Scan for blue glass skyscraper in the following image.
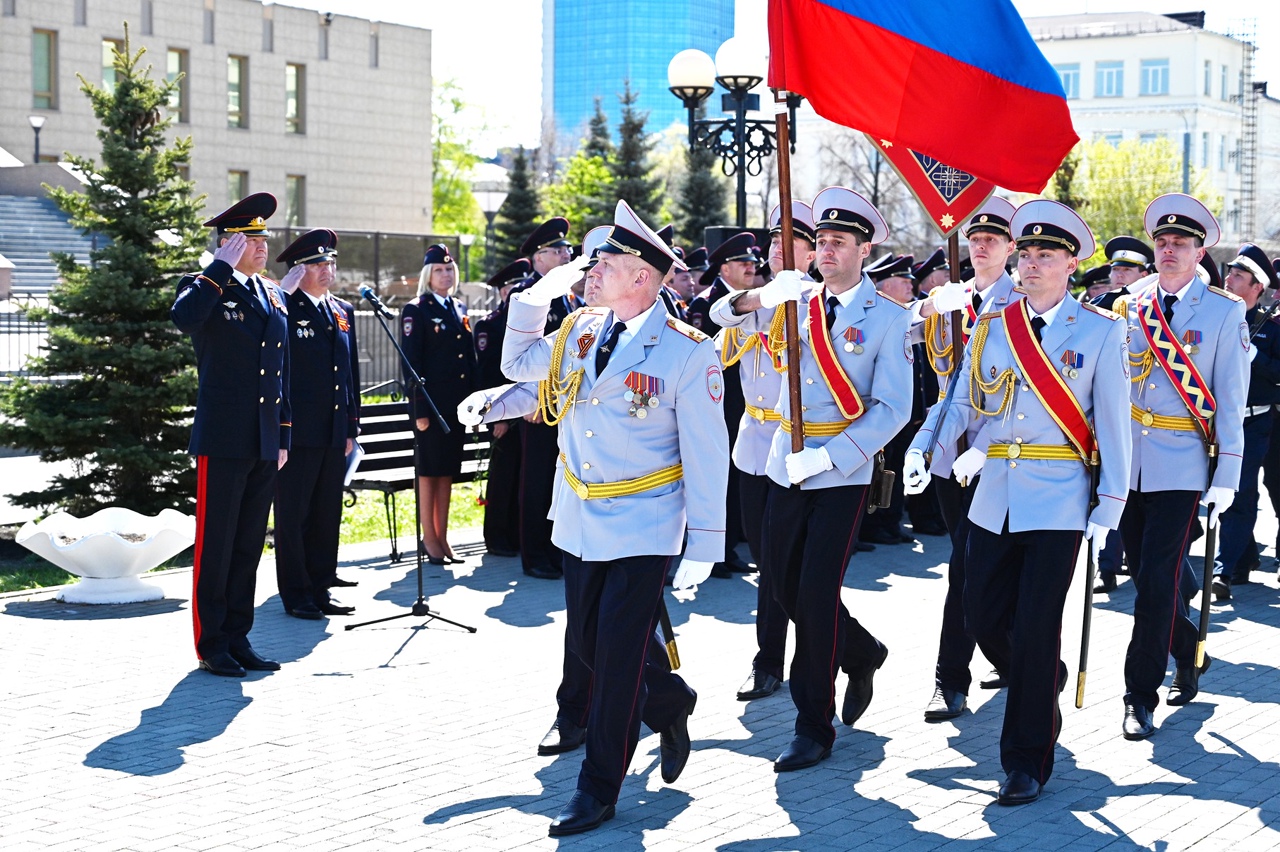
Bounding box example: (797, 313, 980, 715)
(543, 0, 736, 142)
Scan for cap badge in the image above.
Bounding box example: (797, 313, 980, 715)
(1167, 214, 1177, 223)
(1032, 225, 1043, 235)
(979, 215, 988, 223)
(828, 209, 839, 220)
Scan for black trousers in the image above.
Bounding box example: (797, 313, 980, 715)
(1216, 413, 1271, 582)
(519, 421, 562, 572)
(274, 445, 345, 611)
(1265, 408, 1280, 553)
(763, 482, 881, 748)
(932, 474, 983, 693)
(193, 455, 276, 660)
(740, 471, 787, 679)
(483, 424, 522, 554)
(562, 552, 695, 805)
(1119, 489, 1201, 710)
(964, 522, 1079, 784)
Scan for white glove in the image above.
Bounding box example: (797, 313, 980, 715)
(1084, 521, 1108, 564)
(672, 558, 713, 590)
(1249, 343, 1258, 362)
(952, 446, 985, 485)
(758, 269, 807, 309)
(457, 390, 490, 427)
(785, 446, 833, 484)
(930, 282, 969, 314)
(903, 448, 931, 495)
(213, 232, 247, 266)
(1203, 486, 1235, 529)
(519, 255, 589, 306)
(279, 264, 305, 294)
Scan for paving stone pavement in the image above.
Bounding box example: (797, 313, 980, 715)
(2, 516, 1280, 851)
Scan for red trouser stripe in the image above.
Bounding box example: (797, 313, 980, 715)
(192, 455, 208, 658)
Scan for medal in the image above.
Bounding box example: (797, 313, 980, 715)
(1182, 330, 1201, 356)
(624, 372, 663, 416)
(575, 331, 596, 360)
(1060, 350, 1083, 380)
(647, 396, 658, 409)
(844, 342, 854, 352)
(844, 327, 864, 355)
(636, 408, 647, 420)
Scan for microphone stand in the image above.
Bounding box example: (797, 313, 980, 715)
(347, 298, 476, 635)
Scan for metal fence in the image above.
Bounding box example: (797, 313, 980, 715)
(0, 309, 47, 377)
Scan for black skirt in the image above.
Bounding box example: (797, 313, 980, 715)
(412, 393, 468, 477)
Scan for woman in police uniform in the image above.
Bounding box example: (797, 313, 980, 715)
(400, 244, 477, 564)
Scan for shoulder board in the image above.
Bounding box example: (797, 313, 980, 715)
(1079, 301, 1121, 321)
(876, 291, 911, 310)
(260, 275, 278, 285)
(977, 312, 1001, 322)
(1208, 285, 1243, 303)
(666, 317, 709, 342)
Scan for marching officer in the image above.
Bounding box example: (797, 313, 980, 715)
(727, 201, 816, 701)
(712, 187, 912, 772)
(1212, 244, 1280, 599)
(1083, 265, 1113, 302)
(1093, 236, 1155, 312)
(913, 248, 950, 299)
(273, 229, 360, 619)
(1113, 193, 1248, 738)
(930, 199, 1132, 804)
(657, 224, 689, 320)
(170, 192, 290, 677)
(502, 200, 728, 836)
(904, 197, 1023, 718)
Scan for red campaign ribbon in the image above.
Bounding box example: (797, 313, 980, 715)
(806, 289, 865, 421)
(624, 372, 663, 396)
(1001, 301, 1096, 461)
(1138, 292, 1216, 441)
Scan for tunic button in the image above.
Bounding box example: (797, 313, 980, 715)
(1010, 461, 1017, 469)
(801, 405, 808, 412)
(1149, 383, 1156, 390)
(585, 430, 593, 437)
(757, 396, 765, 402)
(1022, 385, 1030, 392)
(759, 372, 766, 377)
(1016, 413, 1025, 420)
(591, 398, 599, 405)
(333, 366, 338, 372)
(259, 396, 264, 403)
(261, 342, 265, 348)
(334, 385, 340, 391)
(582, 462, 591, 471)
(277, 342, 282, 348)
(458, 353, 463, 359)
(1141, 429, 1149, 436)
(259, 369, 265, 375)
(276, 371, 281, 377)
(1015, 437, 1023, 444)
(276, 397, 281, 404)
(334, 405, 340, 410)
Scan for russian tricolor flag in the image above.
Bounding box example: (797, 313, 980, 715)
(769, 0, 1079, 193)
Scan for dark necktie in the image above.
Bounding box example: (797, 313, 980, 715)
(252, 276, 269, 313)
(443, 297, 459, 329)
(1031, 316, 1046, 343)
(595, 321, 626, 375)
(825, 295, 840, 331)
(1163, 293, 1177, 324)
(971, 291, 983, 315)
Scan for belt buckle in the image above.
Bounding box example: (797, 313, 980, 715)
(1140, 411, 1154, 427)
(1007, 444, 1021, 459)
(570, 477, 590, 500)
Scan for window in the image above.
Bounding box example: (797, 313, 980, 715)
(285, 175, 305, 227)
(227, 55, 248, 128)
(1201, 131, 1209, 168)
(1138, 132, 1162, 145)
(141, 0, 153, 35)
(1140, 59, 1168, 96)
(167, 49, 189, 122)
(32, 29, 57, 109)
(319, 19, 330, 61)
(102, 39, 123, 90)
(228, 170, 248, 203)
(1203, 60, 1211, 96)
(1054, 63, 1079, 99)
(74, 0, 85, 25)
(204, 0, 215, 45)
(1095, 61, 1123, 98)
(285, 64, 305, 134)
(1096, 131, 1123, 147)
(1232, 138, 1240, 173)
(369, 23, 379, 69)
(1219, 134, 1226, 170)
(3, 0, 15, 17)
(262, 12, 274, 53)
(1221, 65, 1228, 100)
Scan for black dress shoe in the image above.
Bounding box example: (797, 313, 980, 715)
(773, 735, 831, 772)
(659, 696, 696, 783)
(229, 646, 281, 671)
(1122, 704, 1156, 740)
(979, 669, 1007, 689)
(548, 791, 614, 837)
(997, 770, 1042, 805)
(1212, 576, 1232, 601)
(329, 576, 359, 588)
(855, 541, 875, 552)
(486, 546, 519, 558)
(523, 564, 562, 580)
(912, 522, 949, 537)
(710, 561, 734, 579)
(736, 668, 782, 701)
(537, 718, 586, 755)
(1167, 653, 1211, 706)
(1093, 572, 1118, 593)
(859, 529, 901, 546)
(424, 555, 447, 566)
(286, 603, 324, 620)
(924, 687, 967, 721)
(198, 652, 246, 678)
(727, 555, 755, 573)
(897, 530, 916, 544)
(842, 642, 888, 726)
(317, 602, 356, 616)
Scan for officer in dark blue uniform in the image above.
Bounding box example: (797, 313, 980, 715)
(272, 229, 361, 619)
(171, 192, 290, 677)
(473, 258, 532, 558)
(1082, 265, 1113, 302)
(1213, 244, 1280, 599)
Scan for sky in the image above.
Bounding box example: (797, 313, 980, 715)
(283, 0, 1279, 155)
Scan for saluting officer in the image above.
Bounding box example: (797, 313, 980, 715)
(712, 187, 913, 772)
(502, 200, 728, 836)
(1211, 244, 1280, 599)
(272, 229, 360, 619)
(933, 199, 1132, 804)
(1113, 194, 1248, 738)
(171, 192, 290, 677)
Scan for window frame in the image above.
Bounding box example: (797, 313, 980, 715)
(285, 63, 306, 134)
(227, 54, 249, 129)
(1095, 61, 1124, 98)
(32, 29, 58, 110)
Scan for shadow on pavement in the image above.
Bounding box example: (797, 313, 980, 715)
(2, 597, 187, 620)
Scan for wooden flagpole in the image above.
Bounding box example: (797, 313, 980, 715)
(774, 91, 805, 454)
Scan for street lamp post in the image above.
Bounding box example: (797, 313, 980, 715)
(28, 115, 46, 164)
(668, 39, 801, 229)
(458, 232, 475, 282)
(472, 182, 508, 276)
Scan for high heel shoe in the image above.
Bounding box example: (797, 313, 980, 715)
(420, 540, 447, 565)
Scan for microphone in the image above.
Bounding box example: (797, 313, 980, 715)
(359, 285, 396, 320)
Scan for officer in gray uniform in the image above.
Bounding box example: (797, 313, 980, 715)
(931, 199, 1132, 805)
(502, 200, 729, 837)
(1113, 193, 1248, 739)
(711, 186, 913, 772)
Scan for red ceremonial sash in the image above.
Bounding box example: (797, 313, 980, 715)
(806, 290, 866, 421)
(1137, 292, 1216, 441)
(1001, 301, 1096, 461)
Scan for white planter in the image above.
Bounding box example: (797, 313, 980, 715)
(16, 507, 196, 604)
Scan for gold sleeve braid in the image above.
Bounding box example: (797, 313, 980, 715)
(923, 312, 957, 378)
(723, 309, 788, 374)
(765, 307, 789, 373)
(537, 309, 586, 426)
(967, 318, 1016, 417)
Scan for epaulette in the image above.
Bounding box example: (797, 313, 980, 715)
(666, 316, 709, 342)
(977, 312, 1001, 322)
(1112, 297, 1130, 317)
(876, 291, 911, 309)
(1079, 301, 1122, 320)
(261, 275, 278, 285)
(1208, 285, 1243, 303)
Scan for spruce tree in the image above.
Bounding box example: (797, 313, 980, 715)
(0, 31, 206, 515)
(490, 147, 542, 266)
(542, 147, 614, 239)
(609, 82, 662, 224)
(584, 97, 613, 160)
(676, 106, 729, 246)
